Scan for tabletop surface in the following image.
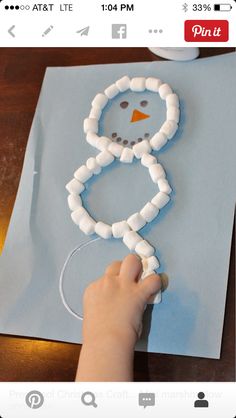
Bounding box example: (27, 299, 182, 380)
(0, 47, 235, 382)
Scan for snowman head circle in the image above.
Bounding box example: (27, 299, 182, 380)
(84, 76, 180, 156)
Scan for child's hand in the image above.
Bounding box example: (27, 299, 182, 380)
(82, 254, 162, 349)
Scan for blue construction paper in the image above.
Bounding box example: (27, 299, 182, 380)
(0, 53, 235, 359)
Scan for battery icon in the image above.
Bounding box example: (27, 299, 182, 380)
(214, 3, 232, 11)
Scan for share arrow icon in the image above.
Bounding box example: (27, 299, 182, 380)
(76, 26, 90, 36)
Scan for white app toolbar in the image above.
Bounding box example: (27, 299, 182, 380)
(0, 0, 235, 46)
(0, 382, 235, 417)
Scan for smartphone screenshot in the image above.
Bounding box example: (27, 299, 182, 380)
(0, 1, 235, 417)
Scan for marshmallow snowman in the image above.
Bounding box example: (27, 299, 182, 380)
(66, 76, 180, 305)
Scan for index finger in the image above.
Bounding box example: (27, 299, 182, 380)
(119, 253, 143, 283)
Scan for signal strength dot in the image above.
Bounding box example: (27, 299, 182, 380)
(5, 4, 20, 9)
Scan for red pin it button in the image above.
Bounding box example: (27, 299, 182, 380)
(185, 20, 229, 42)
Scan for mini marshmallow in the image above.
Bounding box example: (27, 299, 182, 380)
(86, 132, 99, 148)
(159, 83, 173, 100)
(141, 258, 148, 271)
(130, 77, 146, 92)
(149, 163, 166, 183)
(120, 147, 134, 163)
(150, 132, 168, 151)
(115, 76, 130, 92)
(160, 120, 178, 139)
(141, 269, 155, 279)
(166, 93, 180, 108)
(151, 192, 170, 209)
(86, 157, 102, 175)
(123, 230, 142, 251)
(104, 83, 120, 99)
(127, 212, 146, 231)
(79, 215, 96, 235)
(89, 106, 102, 120)
(167, 106, 180, 123)
(141, 153, 157, 168)
(68, 194, 82, 211)
(133, 140, 151, 159)
(145, 77, 162, 92)
(66, 178, 85, 195)
(95, 222, 112, 239)
(74, 165, 92, 183)
(157, 178, 172, 195)
(71, 207, 89, 225)
(146, 255, 160, 271)
(140, 202, 159, 223)
(96, 150, 114, 167)
(108, 142, 123, 158)
(112, 221, 130, 238)
(96, 136, 112, 151)
(91, 93, 108, 110)
(83, 118, 98, 134)
(148, 290, 162, 305)
(135, 240, 155, 258)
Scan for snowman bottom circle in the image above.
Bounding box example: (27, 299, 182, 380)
(59, 237, 162, 321)
(59, 238, 101, 321)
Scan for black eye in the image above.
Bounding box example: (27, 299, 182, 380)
(120, 101, 129, 109)
(140, 100, 148, 107)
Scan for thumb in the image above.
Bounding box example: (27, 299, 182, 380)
(139, 273, 162, 301)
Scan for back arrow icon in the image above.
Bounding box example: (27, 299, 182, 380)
(8, 25, 15, 37)
(76, 26, 89, 36)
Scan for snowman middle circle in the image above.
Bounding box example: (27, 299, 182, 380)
(71, 154, 172, 239)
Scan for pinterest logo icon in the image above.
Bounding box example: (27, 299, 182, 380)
(25, 391, 44, 409)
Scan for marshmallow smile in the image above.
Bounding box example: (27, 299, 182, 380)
(111, 132, 150, 146)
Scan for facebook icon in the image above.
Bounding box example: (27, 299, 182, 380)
(112, 24, 127, 39)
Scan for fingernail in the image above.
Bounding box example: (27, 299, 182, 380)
(159, 273, 169, 292)
(141, 257, 147, 270)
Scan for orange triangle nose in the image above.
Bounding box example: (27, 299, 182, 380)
(131, 109, 150, 123)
